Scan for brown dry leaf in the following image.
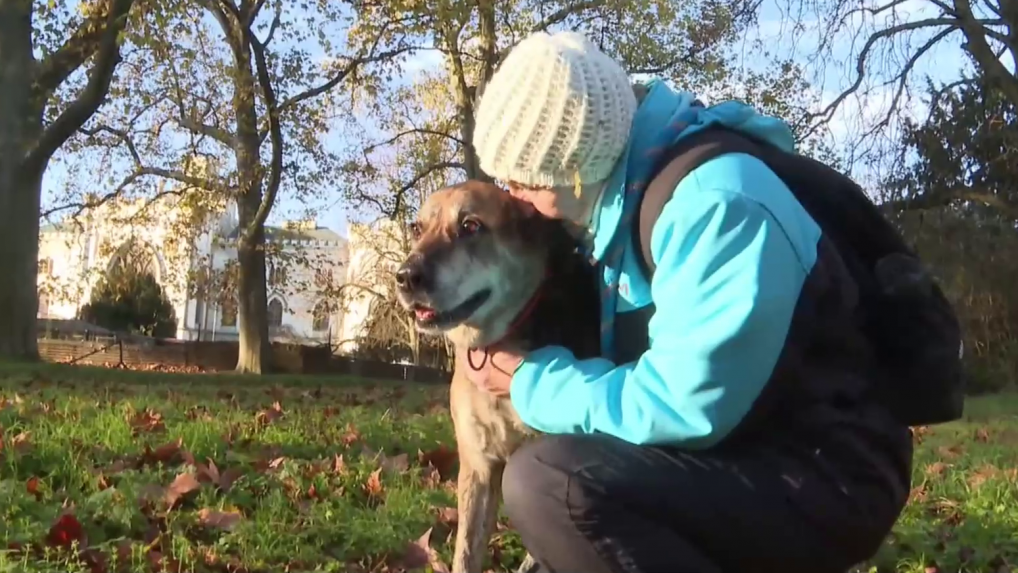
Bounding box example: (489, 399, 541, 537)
(332, 454, 347, 475)
(419, 445, 459, 482)
(341, 423, 361, 446)
(218, 468, 244, 493)
(46, 513, 85, 548)
(10, 431, 32, 453)
(26, 476, 42, 501)
(937, 444, 965, 459)
(129, 408, 166, 435)
(197, 508, 243, 531)
(97, 474, 112, 491)
(975, 427, 991, 443)
(140, 437, 184, 467)
(164, 472, 201, 508)
(925, 461, 949, 477)
(968, 464, 1001, 490)
(399, 528, 452, 573)
(364, 468, 384, 499)
(255, 401, 284, 425)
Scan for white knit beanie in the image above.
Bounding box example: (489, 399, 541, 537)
(473, 31, 637, 188)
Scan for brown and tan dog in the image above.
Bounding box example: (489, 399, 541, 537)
(395, 181, 600, 573)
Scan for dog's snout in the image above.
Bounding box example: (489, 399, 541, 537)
(396, 255, 430, 291)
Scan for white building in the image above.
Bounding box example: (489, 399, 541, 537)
(37, 194, 352, 345)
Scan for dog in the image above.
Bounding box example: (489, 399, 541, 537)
(395, 180, 601, 573)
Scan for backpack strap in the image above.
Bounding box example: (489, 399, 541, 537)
(636, 128, 763, 278)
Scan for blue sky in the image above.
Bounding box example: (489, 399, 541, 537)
(39, 0, 987, 238)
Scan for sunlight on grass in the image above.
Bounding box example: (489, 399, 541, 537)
(0, 360, 1016, 572)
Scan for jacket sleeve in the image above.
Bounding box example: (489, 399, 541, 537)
(508, 182, 817, 448)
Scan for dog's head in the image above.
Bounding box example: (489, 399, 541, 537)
(395, 180, 573, 349)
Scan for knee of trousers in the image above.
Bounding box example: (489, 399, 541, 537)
(502, 435, 609, 535)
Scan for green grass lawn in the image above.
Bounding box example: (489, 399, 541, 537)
(0, 361, 1015, 573)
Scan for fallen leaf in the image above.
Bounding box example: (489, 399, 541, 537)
(925, 461, 949, 477)
(26, 476, 42, 501)
(197, 508, 243, 531)
(419, 445, 459, 481)
(332, 454, 347, 475)
(341, 423, 360, 446)
(937, 444, 964, 459)
(164, 472, 201, 508)
(399, 528, 451, 573)
(255, 401, 284, 425)
(218, 468, 244, 492)
(129, 408, 166, 435)
(140, 438, 184, 468)
(46, 513, 85, 548)
(975, 427, 991, 443)
(364, 468, 384, 499)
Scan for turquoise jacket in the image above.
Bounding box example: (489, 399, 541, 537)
(507, 79, 824, 448)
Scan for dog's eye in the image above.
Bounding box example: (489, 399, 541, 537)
(460, 218, 483, 236)
(408, 222, 422, 240)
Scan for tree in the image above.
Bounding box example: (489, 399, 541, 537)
(62, 0, 417, 372)
(0, 0, 138, 359)
(337, 0, 770, 219)
(80, 260, 179, 338)
(786, 0, 1015, 175)
(884, 79, 1017, 218)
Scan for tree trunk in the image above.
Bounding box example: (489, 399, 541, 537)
(228, 25, 272, 373)
(235, 226, 270, 373)
(0, 4, 44, 360)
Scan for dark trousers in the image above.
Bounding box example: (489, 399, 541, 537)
(502, 429, 911, 573)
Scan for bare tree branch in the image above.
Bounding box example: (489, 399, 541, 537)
(953, 0, 1018, 103)
(24, 0, 136, 173)
(244, 8, 284, 236)
(33, 8, 110, 95)
(390, 160, 466, 217)
(363, 128, 466, 154)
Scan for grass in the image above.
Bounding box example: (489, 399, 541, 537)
(0, 360, 1015, 573)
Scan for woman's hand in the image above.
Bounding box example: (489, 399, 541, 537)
(456, 345, 526, 398)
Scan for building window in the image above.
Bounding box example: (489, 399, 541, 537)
(221, 298, 237, 327)
(314, 268, 331, 288)
(268, 264, 286, 287)
(38, 258, 53, 276)
(267, 298, 283, 327)
(312, 301, 330, 332)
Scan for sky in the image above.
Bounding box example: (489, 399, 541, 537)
(39, 0, 994, 240)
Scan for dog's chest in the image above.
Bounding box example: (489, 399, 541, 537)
(451, 373, 536, 465)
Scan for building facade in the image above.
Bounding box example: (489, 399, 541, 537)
(37, 195, 352, 345)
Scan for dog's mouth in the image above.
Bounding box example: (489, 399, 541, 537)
(411, 289, 492, 330)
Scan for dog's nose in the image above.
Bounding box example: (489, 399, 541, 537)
(396, 256, 429, 291)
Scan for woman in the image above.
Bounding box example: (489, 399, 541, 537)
(464, 30, 913, 573)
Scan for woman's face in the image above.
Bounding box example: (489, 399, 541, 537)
(507, 182, 588, 223)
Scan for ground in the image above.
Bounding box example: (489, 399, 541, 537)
(0, 362, 1015, 573)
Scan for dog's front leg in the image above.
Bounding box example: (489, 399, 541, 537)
(453, 452, 504, 573)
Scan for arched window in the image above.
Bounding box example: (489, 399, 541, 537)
(267, 298, 284, 327)
(312, 301, 330, 332)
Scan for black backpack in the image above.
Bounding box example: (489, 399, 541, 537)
(635, 126, 965, 427)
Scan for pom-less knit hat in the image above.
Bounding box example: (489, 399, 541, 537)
(472, 31, 637, 188)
